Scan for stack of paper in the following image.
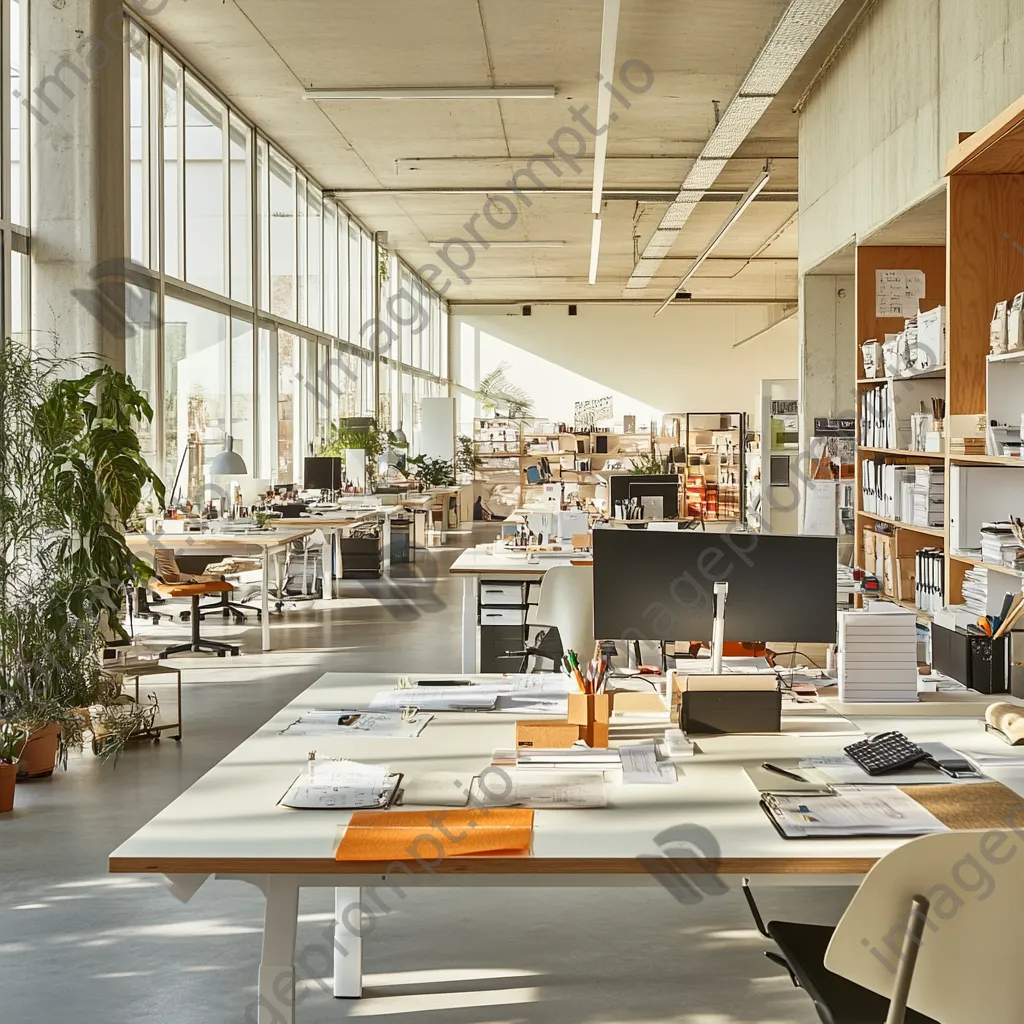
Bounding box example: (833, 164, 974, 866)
(495, 747, 622, 769)
(838, 605, 919, 702)
(371, 677, 574, 715)
(281, 759, 396, 809)
(962, 567, 989, 616)
(980, 523, 1023, 568)
(764, 787, 948, 838)
(470, 771, 608, 808)
(912, 466, 944, 527)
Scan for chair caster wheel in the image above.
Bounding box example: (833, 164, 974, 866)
(230, 650, 239, 657)
(217, 650, 226, 658)
(256, 613, 262, 622)
(179, 611, 190, 622)
(153, 736, 160, 743)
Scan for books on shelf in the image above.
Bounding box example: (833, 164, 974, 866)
(949, 437, 987, 454)
(838, 605, 919, 702)
(859, 378, 946, 451)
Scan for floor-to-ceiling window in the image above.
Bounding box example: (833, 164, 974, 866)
(123, 14, 449, 496)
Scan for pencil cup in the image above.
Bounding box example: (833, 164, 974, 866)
(567, 693, 610, 748)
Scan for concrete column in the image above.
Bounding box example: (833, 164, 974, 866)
(798, 273, 855, 540)
(29, 0, 125, 369)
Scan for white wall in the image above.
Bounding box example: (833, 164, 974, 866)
(452, 303, 798, 425)
(799, 0, 1024, 271)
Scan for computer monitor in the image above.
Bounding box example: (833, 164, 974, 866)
(592, 529, 838, 643)
(304, 456, 343, 491)
(609, 473, 677, 509)
(628, 480, 678, 519)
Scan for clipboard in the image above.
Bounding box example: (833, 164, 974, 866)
(279, 771, 404, 810)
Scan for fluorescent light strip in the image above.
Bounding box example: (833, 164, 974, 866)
(427, 240, 566, 248)
(654, 170, 771, 315)
(591, 0, 621, 215)
(628, 0, 845, 290)
(304, 86, 556, 101)
(588, 218, 603, 285)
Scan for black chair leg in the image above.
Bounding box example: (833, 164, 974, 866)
(161, 595, 240, 658)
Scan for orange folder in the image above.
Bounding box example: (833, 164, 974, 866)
(335, 808, 534, 862)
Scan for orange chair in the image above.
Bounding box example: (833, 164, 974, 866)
(148, 550, 240, 658)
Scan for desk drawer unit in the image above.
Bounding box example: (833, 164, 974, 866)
(479, 581, 524, 606)
(480, 607, 527, 627)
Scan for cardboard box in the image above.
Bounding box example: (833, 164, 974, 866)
(862, 529, 877, 574)
(896, 557, 916, 603)
(677, 675, 781, 735)
(516, 721, 580, 749)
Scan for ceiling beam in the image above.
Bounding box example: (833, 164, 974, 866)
(326, 187, 799, 202)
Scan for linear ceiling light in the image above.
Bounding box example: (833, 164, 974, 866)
(654, 169, 771, 316)
(427, 240, 566, 248)
(304, 86, 556, 101)
(591, 0, 621, 215)
(588, 218, 603, 285)
(627, 0, 845, 292)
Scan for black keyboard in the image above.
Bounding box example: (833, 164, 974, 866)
(844, 732, 931, 776)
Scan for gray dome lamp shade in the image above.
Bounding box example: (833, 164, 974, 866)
(209, 435, 248, 476)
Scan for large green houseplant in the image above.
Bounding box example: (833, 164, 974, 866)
(319, 422, 406, 488)
(0, 340, 165, 766)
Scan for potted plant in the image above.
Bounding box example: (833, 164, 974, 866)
(406, 455, 456, 489)
(0, 722, 24, 812)
(455, 434, 476, 482)
(475, 363, 534, 418)
(320, 422, 406, 489)
(0, 339, 164, 772)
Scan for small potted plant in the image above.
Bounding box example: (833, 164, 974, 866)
(0, 722, 25, 813)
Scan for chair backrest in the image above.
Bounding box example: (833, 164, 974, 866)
(153, 548, 181, 583)
(825, 829, 1024, 1023)
(534, 565, 595, 661)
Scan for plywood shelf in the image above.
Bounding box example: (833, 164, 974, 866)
(859, 447, 946, 459)
(857, 366, 946, 384)
(856, 509, 945, 539)
(948, 453, 1024, 467)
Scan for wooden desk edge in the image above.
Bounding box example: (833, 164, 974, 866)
(109, 855, 878, 876)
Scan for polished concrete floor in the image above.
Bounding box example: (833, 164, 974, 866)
(0, 528, 849, 1024)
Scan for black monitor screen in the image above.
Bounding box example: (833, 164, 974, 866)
(592, 529, 837, 643)
(609, 474, 676, 509)
(304, 457, 343, 491)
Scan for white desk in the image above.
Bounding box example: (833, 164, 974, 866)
(276, 509, 386, 595)
(449, 547, 592, 671)
(128, 529, 313, 652)
(109, 672, 1024, 1023)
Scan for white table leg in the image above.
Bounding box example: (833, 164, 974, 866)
(261, 552, 271, 652)
(257, 877, 299, 1024)
(461, 576, 478, 672)
(332, 886, 363, 998)
(381, 513, 391, 578)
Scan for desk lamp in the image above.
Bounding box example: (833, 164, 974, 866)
(209, 436, 248, 517)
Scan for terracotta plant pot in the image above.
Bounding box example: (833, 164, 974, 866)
(16, 722, 61, 779)
(0, 761, 16, 812)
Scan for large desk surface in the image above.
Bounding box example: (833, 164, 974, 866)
(108, 672, 1024, 880)
(127, 527, 314, 551)
(449, 547, 591, 576)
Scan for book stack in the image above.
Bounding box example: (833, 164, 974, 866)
(980, 523, 1024, 569)
(962, 566, 989, 615)
(949, 437, 986, 455)
(912, 466, 944, 527)
(838, 605, 919, 702)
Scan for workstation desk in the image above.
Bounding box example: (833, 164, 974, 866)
(127, 528, 314, 652)
(109, 671, 1024, 1023)
(449, 547, 593, 672)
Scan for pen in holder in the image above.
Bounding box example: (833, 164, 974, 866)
(567, 692, 610, 748)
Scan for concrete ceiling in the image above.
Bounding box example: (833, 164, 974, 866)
(143, 0, 863, 303)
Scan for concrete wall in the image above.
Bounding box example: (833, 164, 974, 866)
(799, 0, 1024, 271)
(451, 303, 799, 422)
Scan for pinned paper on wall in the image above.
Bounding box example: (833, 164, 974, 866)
(876, 269, 926, 318)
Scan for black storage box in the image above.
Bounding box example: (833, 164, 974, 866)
(677, 675, 782, 735)
(931, 623, 1009, 695)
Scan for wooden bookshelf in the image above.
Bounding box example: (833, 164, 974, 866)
(856, 510, 945, 538)
(859, 447, 945, 460)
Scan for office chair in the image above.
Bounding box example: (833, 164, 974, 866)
(147, 550, 239, 658)
(744, 829, 1024, 1023)
(528, 565, 596, 666)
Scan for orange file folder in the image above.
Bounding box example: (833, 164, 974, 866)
(335, 808, 535, 862)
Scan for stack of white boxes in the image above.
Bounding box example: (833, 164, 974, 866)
(912, 466, 944, 528)
(838, 605, 919, 702)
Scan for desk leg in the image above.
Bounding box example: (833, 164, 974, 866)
(257, 877, 299, 1024)
(461, 576, 478, 673)
(332, 887, 363, 998)
(381, 514, 391, 578)
(261, 553, 271, 652)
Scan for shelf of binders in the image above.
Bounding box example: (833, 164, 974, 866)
(856, 509, 945, 539)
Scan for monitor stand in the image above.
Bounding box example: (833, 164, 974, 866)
(711, 582, 728, 674)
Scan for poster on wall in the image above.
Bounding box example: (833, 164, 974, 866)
(876, 269, 925, 318)
(574, 396, 613, 432)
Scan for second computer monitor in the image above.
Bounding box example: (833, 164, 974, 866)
(592, 528, 837, 644)
(628, 480, 678, 520)
(304, 456, 343, 492)
(609, 474, 678, 518)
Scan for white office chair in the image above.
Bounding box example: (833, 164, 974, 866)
(746, 828, 1024, 1023)
(528, 564, 596, 665)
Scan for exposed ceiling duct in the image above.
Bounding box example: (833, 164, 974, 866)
(626, 0, 846, 292)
